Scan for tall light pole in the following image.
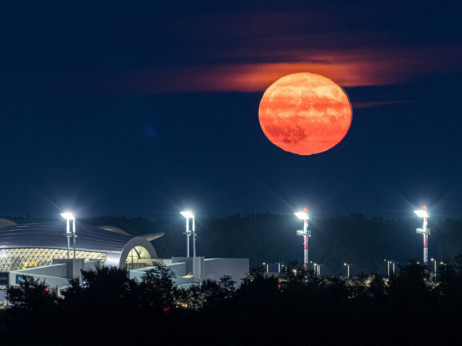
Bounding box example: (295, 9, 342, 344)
(295, 208, 311, 271)
(414, 205, 430, 266)
(61, 211, 76, 260)
(312, 262, 317, 275)
(344, 262, 350, 279)
(313, 262, 321, 276)
(384, 259, 397, 277)
(430, 258, 437, 276)
(180, 210, 196, 258)
(384, 259, 391, 278)
(310, 261, 321, 276)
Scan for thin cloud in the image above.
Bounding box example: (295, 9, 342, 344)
(97, 46, 461, 94)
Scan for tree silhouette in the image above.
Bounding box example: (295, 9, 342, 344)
(4, 253, 462, 344)
(6, 275, 58, 310)
(5, 276, 61, 344)
(136, 266, 176, 313)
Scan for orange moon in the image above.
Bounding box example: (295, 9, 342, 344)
(258, 72, 352, 155)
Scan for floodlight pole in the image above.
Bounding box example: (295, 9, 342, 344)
(192, 215, 196, 258)
(295, 208, 311, 272)
(423, 233, 428, 265)
(304, 216, 309, 271)
(185, 217, 190, 258)
(344, 262, 350, 278)
(181, 210, 195, 258)
(61, 212, 76, 260)
(431, 258, 437, 275)
(414, 206, 430, 267)
(72, 216, 76, 259)
(66, 218, 71, 259)
(187, 217, 190, 257)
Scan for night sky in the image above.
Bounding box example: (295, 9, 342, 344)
(1, 1, 461, 220)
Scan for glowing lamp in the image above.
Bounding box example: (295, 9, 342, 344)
(414, 209, 429, 218)
(294, 211, 309, 220)
(60, 211, 75, 220)
(180, 210, 194, 219)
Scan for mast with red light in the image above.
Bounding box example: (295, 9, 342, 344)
(414, 205, 430, 266)
(295, 208, 311, 271)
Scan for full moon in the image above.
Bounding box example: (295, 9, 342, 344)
(258, 72, 352, 155)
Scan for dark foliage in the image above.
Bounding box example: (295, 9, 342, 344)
(3, 259, 462, 345)
(4, 276, 62, 344)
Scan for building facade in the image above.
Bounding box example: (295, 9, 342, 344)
(0, 219, 249, 305)
(0, 221, 163, 271)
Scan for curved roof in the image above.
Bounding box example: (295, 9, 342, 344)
(0, 221, 153, 254)
(0, 218, 17, 229)
(98, 225, 131, 236)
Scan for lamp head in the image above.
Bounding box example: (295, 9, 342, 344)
(414, 208, 429, 218)
(60, 211, 75, 220)
(294, 210, 309, 220)
(180, 210, 194, 219)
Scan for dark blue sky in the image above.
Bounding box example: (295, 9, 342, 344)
(1, 1, 461, 220)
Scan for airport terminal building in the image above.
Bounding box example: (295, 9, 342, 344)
(0, 219, 162, 271)
(0, 218, 249, 304)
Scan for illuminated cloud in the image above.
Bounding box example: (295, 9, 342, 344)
(58, 4, 461, 98)
(106, 46, 462, 94)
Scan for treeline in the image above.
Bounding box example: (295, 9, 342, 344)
(85, 213, 462, 275)
(2, 260, 462, 345)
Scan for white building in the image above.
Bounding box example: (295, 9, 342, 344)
(0, 219, 249, 303)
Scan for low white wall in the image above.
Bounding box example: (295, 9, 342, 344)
(129, 262, 188, 282)
(9, 265, 71, 296)
(9, 263, 68, 284)
(204, 258, 249, 285)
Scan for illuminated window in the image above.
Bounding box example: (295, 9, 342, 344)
(0, 248, 107, 272)
(126, 246, 155, 270)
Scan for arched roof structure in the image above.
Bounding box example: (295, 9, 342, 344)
(0, 222, 164, 271)
(0, 218, 16, 229)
